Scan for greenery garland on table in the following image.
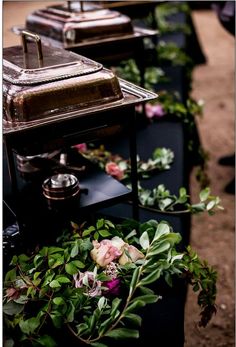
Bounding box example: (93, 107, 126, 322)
(138, 184, 223, 215)
(75, 144, 219, 216)
(3, 218, 217, 347)
(77, 144, 174, 181)
(136, 91, 211, 188)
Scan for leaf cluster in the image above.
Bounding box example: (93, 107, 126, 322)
(182, 246, 217, 327)
(81, 145, 174, 180)
(3, 218, 217, 347)
(154, 2, 191, 35)
(138, 185, 223, 215)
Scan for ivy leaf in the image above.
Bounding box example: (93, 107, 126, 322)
(49, 280, 61, 288)
(105, 328, 139, 339)
(4, 268, 16, 282)
(139, 231, 150, 250)
(125, 300, 146, 314)
(129, 267, 140, 296)
(98, 296, 107, 311)
(122, 313, 142, 327)
(19, 317, 41, 335)
(98, 229, 112, 237)
(206, 200, 216, 211)
(36, 335, 57, 347)
(71, 243, 79, 258)
(48, 247, 64, 255)
(53, 297, 65, 306)
(199, 187, 210, 202)
(111, 297, 121, 311)
(130, 294, 159, 304)
(154, 223, 170, 240)
(82, 226, 96, 237)
(3, 301, 24, 316)
(66, 301, 75, 323)
(138, 268, 162, 286)
(147, 242, 170, 257)
(50, 313, 63, 328)
(56, 276, 71, 284)
(96, 219, 104, 229)
(165, 273, 173, 287)
(65, 261, 81, 275)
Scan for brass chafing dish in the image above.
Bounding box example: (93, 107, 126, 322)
(12, 1, 157, 52)
(25, 1, 133, 46)
(3, 30, 125, 123)
(3, 30, 157, 130)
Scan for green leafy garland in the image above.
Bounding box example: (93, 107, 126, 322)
(3, 219, 217, 346)
(138, 185, 223, 215)
(81, 145, 174, 181)
(75, 145, 220, 216)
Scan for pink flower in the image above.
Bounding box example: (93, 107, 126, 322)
(145, 103, 165, 119)
(105, 162, 124, 180)
(5, 287, 21, 301)
(135, 104, 143, 113)
(73, 143, 87, 153)
(90, 240, 122, 267)
(103, 278, 120, 296)
(73, 271, 102, 297)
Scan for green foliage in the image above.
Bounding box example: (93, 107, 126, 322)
(3, 219, 217, 346)
(113, 59, 167, 89)
(157, 41, 193, 68)
(182, 246, 217, 327)
(139, 184, 224, 215)
(80, 145, 174, 181)
(155, 2, 191, 35)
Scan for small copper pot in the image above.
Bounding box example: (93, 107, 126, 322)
(42, 173, 80, 201)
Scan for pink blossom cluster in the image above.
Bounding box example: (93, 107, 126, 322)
(105, 162, 124, 180)
(136, 103, 165, 119)
(73, 237, 144, 297)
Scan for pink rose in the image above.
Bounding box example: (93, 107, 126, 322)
(90, 240, 122, 267)
(73, 143, 87, 153)
(145, 103, 165, 119)
(118, 244, 144, 265)
(105, 162, 124, 181)
(73, 271, 102, 297)
(103, 278, 120, 296)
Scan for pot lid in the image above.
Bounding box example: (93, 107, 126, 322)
(3, 32, 103, 86)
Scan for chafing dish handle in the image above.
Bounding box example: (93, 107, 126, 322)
(21, 30, 43, 68)
(67, 1, 84, 12)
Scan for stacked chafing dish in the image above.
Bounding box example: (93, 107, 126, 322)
(12, 1, 157, 51)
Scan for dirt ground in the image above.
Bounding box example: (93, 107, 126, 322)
(184, 9, 235, 347)
(2, 3, 235, 347)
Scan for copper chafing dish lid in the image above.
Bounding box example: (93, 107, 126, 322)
(3, 32, 103, 86)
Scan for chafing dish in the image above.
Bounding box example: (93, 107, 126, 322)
(3, 30, 124, 123)
(25, 1, 133, 45)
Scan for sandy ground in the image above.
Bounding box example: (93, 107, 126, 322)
(184, 10, 235, 347)
(2, 3, 235, 347)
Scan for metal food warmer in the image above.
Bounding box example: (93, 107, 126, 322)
(12, 1, 158, 87)
(3, 31, 157, 246)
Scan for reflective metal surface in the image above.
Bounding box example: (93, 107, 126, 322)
(3, 38, 124, 123)
(3, 79, 158, 134)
